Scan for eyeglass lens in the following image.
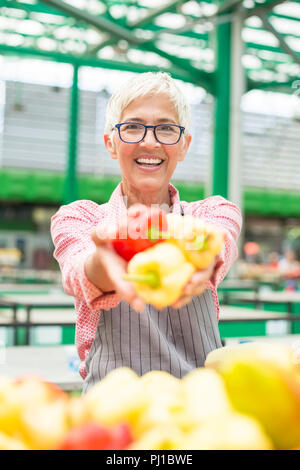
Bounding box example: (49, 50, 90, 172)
(119, 123, 181, 144)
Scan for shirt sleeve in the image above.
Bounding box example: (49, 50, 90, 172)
(190, 196, 242, 289)
(50, 200, 121, 311)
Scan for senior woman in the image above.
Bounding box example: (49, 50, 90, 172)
(51, 72, 242, 393)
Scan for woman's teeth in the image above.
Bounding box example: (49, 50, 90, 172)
(136, 158, 163, 166)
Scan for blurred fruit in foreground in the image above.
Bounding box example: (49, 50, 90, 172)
(0, 375, 68, 448)
(1, 347, 300, 450)
(82, 368, 147, 428)
(205, 342, 300, 450)
(66, 395, 89, 429)
(179, 368, 233, 431)
(205, 342, 300, 374)
(127, 424, 184, 450)
(179, 412, 273, 450)
(0, 431, 28, 450)
(21, 400, 68, 450)
(134, 371, 184, 435)
(57, 422, 133, 450)
(0, 377, 21, 437)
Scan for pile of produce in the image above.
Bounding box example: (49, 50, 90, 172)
(1, 341, 300, 450)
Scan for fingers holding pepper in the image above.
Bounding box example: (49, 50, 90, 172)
(182, 257, 217, 296)
(171, 256, 217, 309)
(90, 226, 146, 313)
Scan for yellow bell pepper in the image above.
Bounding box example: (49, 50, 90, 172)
(165, 214, 224, 270)
(123, 242, 195, 309)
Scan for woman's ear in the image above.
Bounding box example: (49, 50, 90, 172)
(104, 133, 118, 160)
(178, 134, 192, 162)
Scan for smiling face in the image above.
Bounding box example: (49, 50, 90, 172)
(104, 93, 191, 206)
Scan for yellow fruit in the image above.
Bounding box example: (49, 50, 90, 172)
(178, 368, 233, 431)
(128, 424, 184, 450)
(0, 378, 23, 437)
(205, 342, 299, 374)
(127, 242, 195, 308)
(14, 375, 67, 405)
(134, 371, 185, 436)
(140, 370, 182, 400)
(179, 412, 273, 450)
(166, 214, 224, 270)
(0, 376, 69, 447)
(83, 368, 147, 427)
(0, 431, 28, 450)
(67, 396, 89, 428)
(207, 343, 300, 450)
(21, 400, 69, 450)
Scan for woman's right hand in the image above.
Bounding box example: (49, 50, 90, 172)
(84, 224, 145, 313)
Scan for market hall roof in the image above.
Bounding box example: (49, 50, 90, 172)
(0, 0, 299, 94)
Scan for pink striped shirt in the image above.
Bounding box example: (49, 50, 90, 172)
(51, 183, 242, 379)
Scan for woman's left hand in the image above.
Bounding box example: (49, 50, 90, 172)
(171, 257, 217, 309)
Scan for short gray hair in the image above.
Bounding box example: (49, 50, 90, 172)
(104, 72, 191, 136)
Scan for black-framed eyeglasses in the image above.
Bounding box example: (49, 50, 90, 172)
(114, 122, 185, 145)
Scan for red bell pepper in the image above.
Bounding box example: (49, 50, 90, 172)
(112, 205, 168, 262)
(57, 422, 133, 450)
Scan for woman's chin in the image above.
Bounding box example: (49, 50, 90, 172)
(135, 176, 164, 192)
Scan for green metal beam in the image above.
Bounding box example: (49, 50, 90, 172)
(248, 77, 298, 92)
(137, 1, 241, 43)
(128, 0, 184, 28)
(259, 14, 300, 65)
(245, 41, 293, 54)
(245, 24, 300, 41)
(137, 42, 214, 93)
(243, 0, 288, 18)
(63, 63, 79, 204)
(270, 12, 300, 22)
(217, 0, 244, 14)
(87, 22, 210, 61)
(211, 14, 231, 198)
(0, 43, 197, 85)
(0, 0, 68, 16)
(38, 0, 213, 92)
(39, 0, 142, 45)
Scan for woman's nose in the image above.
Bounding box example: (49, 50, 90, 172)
(140, 129, 161, 147)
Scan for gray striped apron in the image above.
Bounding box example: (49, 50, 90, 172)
(82, 205, 222, 394)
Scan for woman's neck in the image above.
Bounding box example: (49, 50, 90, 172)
(121, 182, 172, 209)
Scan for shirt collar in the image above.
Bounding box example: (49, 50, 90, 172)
(108, 181, 182, 219)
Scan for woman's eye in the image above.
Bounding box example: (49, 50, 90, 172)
(159, 126, 176, 132)
(124, 124, 140, 130)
